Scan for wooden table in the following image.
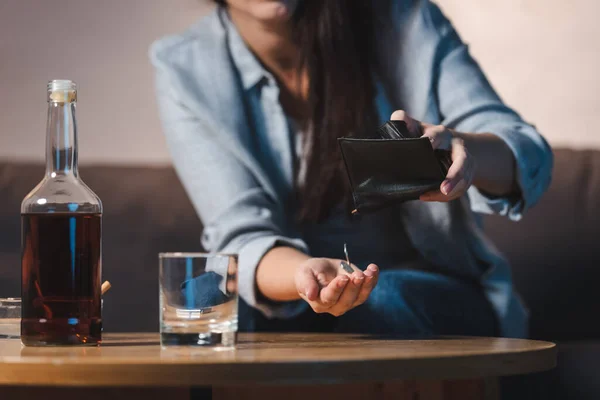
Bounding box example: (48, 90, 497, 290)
(0, 333, 556, 400)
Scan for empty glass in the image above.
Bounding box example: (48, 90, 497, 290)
(159, 253, 238, 349)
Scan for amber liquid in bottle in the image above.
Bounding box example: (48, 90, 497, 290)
(21, 80, 102, 346)
(21, 213, 102, 345)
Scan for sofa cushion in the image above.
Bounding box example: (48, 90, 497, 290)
(484, 149, 600, 341)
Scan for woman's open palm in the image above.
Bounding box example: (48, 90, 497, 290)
(295, 257, 379, 316)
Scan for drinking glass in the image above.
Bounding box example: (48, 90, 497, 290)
(0, 298, 21, 338)
(159, 253, 238, 349)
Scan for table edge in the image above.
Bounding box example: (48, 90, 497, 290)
(0, 344, 557, 387)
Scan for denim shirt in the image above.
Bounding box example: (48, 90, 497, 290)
(150, 1, 553, 337)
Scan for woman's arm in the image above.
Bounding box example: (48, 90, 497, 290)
(392, 1, 553, 217)
(256, 246, 308, 302)
(391, 109, 519, 201)
(432, 2, 552, 218)
(455, 132, 517, 197)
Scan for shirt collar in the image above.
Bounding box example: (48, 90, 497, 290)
(219, 7, 269, 90)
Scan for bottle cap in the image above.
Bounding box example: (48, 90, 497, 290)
(48, 79, 77, 103)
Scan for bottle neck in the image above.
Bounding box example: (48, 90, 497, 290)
(46, 100, 78, 177)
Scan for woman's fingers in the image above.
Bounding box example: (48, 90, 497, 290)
(354, 264, 379, 306)
(389, 112, 474, 201)
(420, 138, 474, 202)
(441, 138, 475, 200)
(329, 271, 364, 316)
(441, 138, 468, 194)
(422, 124, 450, 150)
(446, 178, 469, 199)
(319, 275, 349, 306)
(419, 190, 442, 202)
(299, 259, 379, 316)
(339, 262, 362, 278)
(390, 110, 422, 137)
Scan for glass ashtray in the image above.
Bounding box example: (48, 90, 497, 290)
(0, 298, 21, 338)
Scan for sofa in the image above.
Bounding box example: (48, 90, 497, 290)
(1, 148, 598, 398)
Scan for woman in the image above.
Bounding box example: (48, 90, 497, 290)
(150, 0, 552, 337)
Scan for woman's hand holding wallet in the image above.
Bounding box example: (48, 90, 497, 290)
(294, 258, 379, 316)
(338, 110, 493, 214)
(390, 110, 476, 202)
(339, 109, 517, 214)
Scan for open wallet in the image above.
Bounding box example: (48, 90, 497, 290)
(339, 120, 453, 214)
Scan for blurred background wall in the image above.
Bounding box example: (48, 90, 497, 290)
(1, 0, 598, 165)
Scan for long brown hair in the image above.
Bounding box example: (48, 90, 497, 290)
(292, 1, 377, 222)
(216, 1, 377, 222)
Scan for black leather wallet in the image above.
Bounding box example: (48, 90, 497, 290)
(339, 121, 452, 214)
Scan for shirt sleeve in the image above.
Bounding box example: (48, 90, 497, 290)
(425, 1, 553, 220)
(151, 56, 308, 319)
